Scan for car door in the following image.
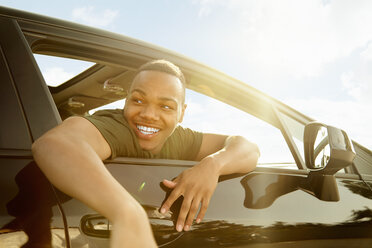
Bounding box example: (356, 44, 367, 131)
(77, 95, 372, 247)
(79, 158, 371, 248)
(0, 15, 71, 248)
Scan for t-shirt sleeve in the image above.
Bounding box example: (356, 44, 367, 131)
(169, 126, 203, 160)
(83, 110, 139, 159)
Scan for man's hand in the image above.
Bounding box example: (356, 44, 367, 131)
(160, 134, 259, 233)
(160, 157, 220, 232)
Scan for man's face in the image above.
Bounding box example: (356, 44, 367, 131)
(124, 70, 186, 154)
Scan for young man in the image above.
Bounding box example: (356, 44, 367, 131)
(32, 60, 260, 247)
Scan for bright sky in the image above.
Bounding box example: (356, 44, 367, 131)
(1, 0, 371, 151)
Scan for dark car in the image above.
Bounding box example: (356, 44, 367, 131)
(1, 6, 371, 248)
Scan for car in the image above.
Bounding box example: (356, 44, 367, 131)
(0, 6, 371, 248)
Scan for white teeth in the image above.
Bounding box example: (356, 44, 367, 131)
(137, 125, 159, 135)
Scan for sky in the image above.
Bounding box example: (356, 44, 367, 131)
(1, 0, 371, 152)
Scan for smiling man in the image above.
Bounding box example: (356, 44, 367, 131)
(124, 69, 186, 154)
(32, 60, 260, 247)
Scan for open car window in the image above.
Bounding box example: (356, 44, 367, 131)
(30, 41, 348, 173)
(183, 90, 297, 168)
(277, 111, 306, 163)
(33, 54, 95, 87)
(90, 89, 298, 169)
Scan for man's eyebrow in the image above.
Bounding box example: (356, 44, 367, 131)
(131, 89, 146, 95)
(159, 97, 178, 105)
(131, 89, 178, 105)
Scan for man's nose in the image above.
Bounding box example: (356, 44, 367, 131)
(140, 105, 159, 120)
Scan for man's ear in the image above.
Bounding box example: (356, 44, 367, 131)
(123, 96, 128, 110)
(178, 104, 187, 123)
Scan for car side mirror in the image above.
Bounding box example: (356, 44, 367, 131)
(303, 122, 356, 201)
(304, 121, 355, 175)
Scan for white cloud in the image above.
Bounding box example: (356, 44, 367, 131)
(287, 98, 372, 150)
(193, 0, 214, 17)
(184, 100, 204, 116)
(192, 0, 372, 79)
(72, 6, 118, 27)
(42, 67, 75, 87)
(191, 0, 372, 152)
(341, 71, 361, 100)
(341, 66, 372, 104)
(361, 42, 372, 61)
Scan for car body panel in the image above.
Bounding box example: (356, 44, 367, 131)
(72, 159, 372, 247)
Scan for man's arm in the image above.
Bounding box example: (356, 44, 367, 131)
(161, 133, 260, 232)
(32, 117, 157, 248)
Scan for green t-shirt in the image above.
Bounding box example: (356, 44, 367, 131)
(84, 109, 203, 160)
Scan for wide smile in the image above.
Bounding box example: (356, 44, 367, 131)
(136, 125, 160, 136)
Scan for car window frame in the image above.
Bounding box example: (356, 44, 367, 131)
(17, 12, 364, 175)
(23, 22, 306, 171)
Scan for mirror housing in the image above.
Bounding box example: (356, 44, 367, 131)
(304, 122, 355, 175)
(304, 122, 356, 201)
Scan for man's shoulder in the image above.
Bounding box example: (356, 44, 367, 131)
(170, 125, 203, 147)
(89, 109, 126, 123)
(84, 109, 138, 158)
(84, 108, 130, 134)
(173, 125, 202, 136)
(91, 108, 123, 117)
(163, 125, 203, 160)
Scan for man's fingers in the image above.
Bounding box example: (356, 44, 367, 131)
(196, 198, 210, 224)
(176, 196, 192, 232)
(160, 189, 181, 214)
(184, 198, 200, 230)
(162, 179, 177, 189)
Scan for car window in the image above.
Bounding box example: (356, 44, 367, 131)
(88, 99, 125, 115)
(182, 90, 297, 168)
(32, 52, 296, 169)
(90, 90, 298, 168)
(277, 111, 306, 161)
(33, 54, 95, 87)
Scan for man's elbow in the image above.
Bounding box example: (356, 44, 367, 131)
(250, 141, 260, 158)
(236, 136, 260, 169)
(234, 136, 260, 155)
(32, 134, 55, 164)
(32, 130, 70, 167)
(32, 117, 81, 160)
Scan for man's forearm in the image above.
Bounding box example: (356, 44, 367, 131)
(32, 118, 157, 247)
(204, 135, 260, 176)
(32, 133, 141, 223)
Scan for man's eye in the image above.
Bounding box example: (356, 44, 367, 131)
(162, 105, 172, 110)
(133, 98, 143, 104)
